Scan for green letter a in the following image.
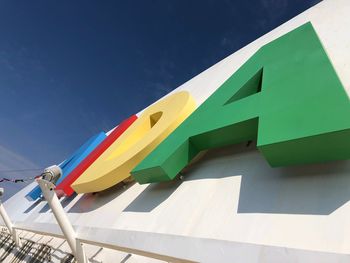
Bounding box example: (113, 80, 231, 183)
(132, 22, 350, 184)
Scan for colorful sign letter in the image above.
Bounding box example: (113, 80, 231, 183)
(71, 91, 196, 193)
(25, 132, 106, 200)
(132, 22, 350, 184)
(55, 115, 137, 197)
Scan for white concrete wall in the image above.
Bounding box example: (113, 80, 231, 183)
(2, 0, 350, 262)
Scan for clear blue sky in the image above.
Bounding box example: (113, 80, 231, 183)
(0, 0, 320, 200)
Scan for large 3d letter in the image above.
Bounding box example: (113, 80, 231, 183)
(71, 91, 196, 193)
(132, 22, 350, 184)
(55, 115, 137, 197)
(26, 132, 106, 200)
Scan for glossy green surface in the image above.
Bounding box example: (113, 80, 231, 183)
(132, 22, 350, 184)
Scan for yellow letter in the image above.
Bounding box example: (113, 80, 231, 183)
(71, 91, 196, 193)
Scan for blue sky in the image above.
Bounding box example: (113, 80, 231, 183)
(0, 0, 320, 200)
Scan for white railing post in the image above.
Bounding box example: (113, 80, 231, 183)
(0, 200, 22, 247)
(37, 178, 87, 263)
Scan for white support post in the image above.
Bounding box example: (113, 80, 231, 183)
(0, 200, 22, 247)
(37, 178, 87, 263)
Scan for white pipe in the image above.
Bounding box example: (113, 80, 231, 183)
(0, 201, 22, 247)
(37, 178, 87, 263)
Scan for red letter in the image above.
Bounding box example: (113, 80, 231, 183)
(55, 115, 137, 197)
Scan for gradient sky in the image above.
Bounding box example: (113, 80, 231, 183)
(0, 0, 321, 200)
